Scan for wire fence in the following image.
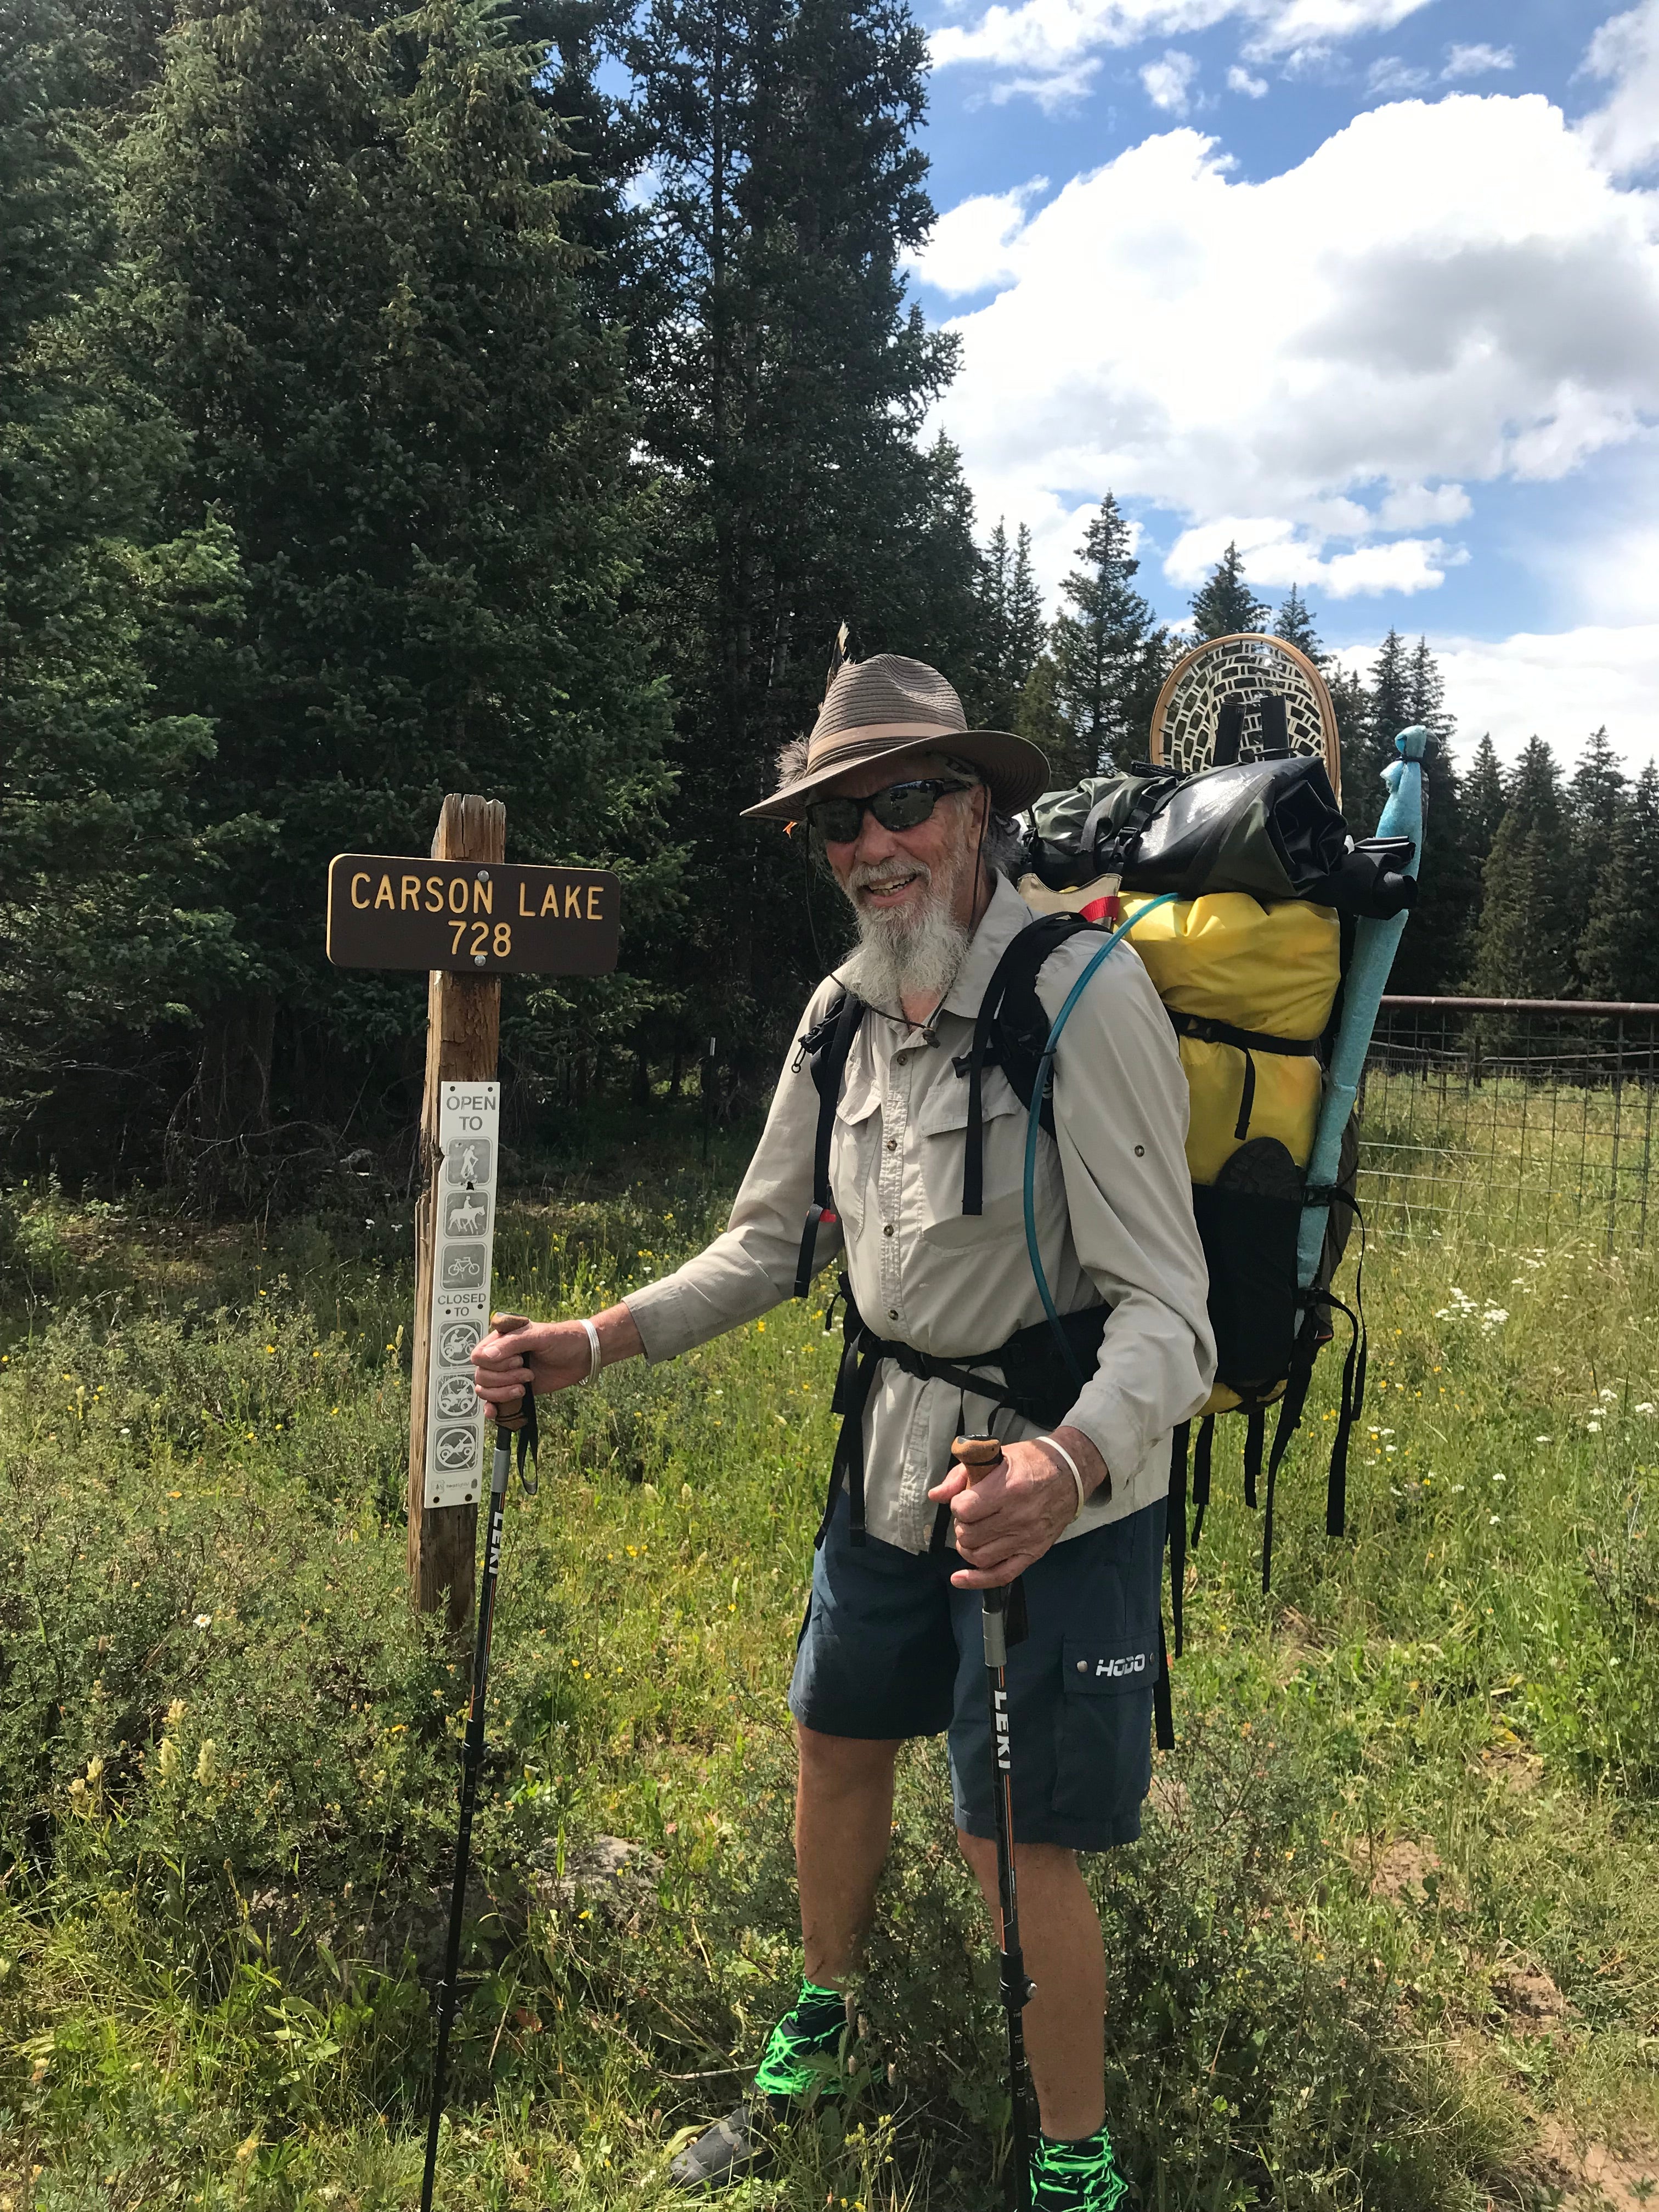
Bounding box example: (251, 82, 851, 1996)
(1356, 998, 1659, 1254)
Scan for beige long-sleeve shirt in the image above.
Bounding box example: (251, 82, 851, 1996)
(624, 874, 1216, 1554)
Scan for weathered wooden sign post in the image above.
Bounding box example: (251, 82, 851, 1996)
(327, 795, 619, 1628)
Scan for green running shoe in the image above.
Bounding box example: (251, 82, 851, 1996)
(1029, 2122, 1134, 2210)
(667, 1982, 849, 2193)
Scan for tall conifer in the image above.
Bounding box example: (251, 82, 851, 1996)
(119, 0, 675, 1159)
(1471, 738, 1573, 1000)
(1188, 541, 1267, 640)
(1566, 725, 1624, 986)
(1579, 764, 1659, 1002)
(1051, 493, 1160, 773)
(1272, 584, 1324, 662)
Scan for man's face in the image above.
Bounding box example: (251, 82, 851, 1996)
(818, 757, 989, 937)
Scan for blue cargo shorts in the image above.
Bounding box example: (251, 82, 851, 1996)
(788, 1491, 1166, 1852)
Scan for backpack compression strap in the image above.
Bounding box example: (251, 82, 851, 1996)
(957, 913, 1105, 1217)
(794, 990, 866, 1299)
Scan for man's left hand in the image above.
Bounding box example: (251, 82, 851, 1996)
(928, 1428, 1109, 1589)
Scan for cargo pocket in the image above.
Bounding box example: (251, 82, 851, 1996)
(1190, 1184, 1301, 1397)
(1052, 1633, 1158, 1824)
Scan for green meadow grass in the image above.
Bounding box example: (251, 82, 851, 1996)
(3, 1118, 1659, 2209)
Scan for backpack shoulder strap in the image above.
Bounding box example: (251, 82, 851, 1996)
(793, 987, 866, 1298)
(958, 913, 1104, 1217)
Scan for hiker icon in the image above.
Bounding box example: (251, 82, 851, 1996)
(444, 1189, 489, 1238)
(438, 1322, 480, 1366)
(445, 1138, 492, 1187)
(441, 1244, 485, 1286)
(436, 1373, 477, 1419)
(434, 1426, 478, 1470)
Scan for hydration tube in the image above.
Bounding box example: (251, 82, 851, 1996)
(1022, 894, 1181, 1385)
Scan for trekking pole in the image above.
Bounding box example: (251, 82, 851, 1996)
(951, 1433, 1035, 2212)
(420, 1313, 538, 2212)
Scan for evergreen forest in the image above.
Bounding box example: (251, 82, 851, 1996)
(4, 0, 1652, 1200)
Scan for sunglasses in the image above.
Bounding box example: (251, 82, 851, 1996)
(804, 777, 973, 845)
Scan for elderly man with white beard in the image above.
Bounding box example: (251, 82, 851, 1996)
(472, 654, 1215, 2210)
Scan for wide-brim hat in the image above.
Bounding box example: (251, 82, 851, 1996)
(741, 652, 1050, 822)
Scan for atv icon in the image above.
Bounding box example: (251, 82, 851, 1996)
(435, 1426, 477, 1470)
(436, 1374, 477, 1418)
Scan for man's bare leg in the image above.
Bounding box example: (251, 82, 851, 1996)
(794, 1723, 902, 1984)
(957, 1832, 1107, 2141)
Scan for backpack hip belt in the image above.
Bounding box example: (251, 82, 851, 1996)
(816, 1279, 1110, 1550)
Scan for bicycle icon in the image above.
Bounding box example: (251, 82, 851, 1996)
(442, 1245, 484, 1286)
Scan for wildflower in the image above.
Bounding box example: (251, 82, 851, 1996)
(195, 1612, 213, 1630)
(158, 1737, 182, 1781)
(680, 1483, 694, 1505)
(1600, 1387, 1618, 1401)
(1536, 1434, 1553, 1443)
(1638, 1404, 1657, 1417)
(165, 1698, 187, 1726)
(1489, 1514, 1500, 1525)
(194, 1741, 219, 1786)
(641, 1482, 659, 1500)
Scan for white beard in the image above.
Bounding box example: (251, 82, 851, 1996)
(840, 866, 971, 1014)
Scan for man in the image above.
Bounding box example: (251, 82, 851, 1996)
(472, 654, 1215, 2209)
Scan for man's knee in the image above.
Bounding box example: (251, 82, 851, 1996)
(956, 1829, 1081, 1892)
(795, 1722, 901, 1793)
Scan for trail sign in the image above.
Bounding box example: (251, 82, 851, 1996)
(326, 856, 619, 975)
(325, 799, 619, 1628)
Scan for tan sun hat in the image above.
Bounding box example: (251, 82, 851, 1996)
(741, 652, 1051, 822)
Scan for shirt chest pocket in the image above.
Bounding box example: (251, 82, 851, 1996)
(827, 1071, 883, 1235)
(914, 1067, 1039, 1248)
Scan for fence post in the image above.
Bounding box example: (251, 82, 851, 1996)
(1609, 1017, 1625, 1257)
(407, 794, 506, 1630)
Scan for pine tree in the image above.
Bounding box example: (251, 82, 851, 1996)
(1272, 584, 1324, 663)
(1188, 541, 1267, 641)
(1462, 733, 1505, 866)
(0, 0, 240, 1158)
(629, 0, 970, 1050)
(1579, 764, 1659, 1002)
(1007, 524, 1046, 699)
(1471, 737, 1575, 1000)
(1566, 725, 1624, 988)
(1388, 637, 1471, 993)
(1015, 652, 1079, 787)
(1050, 493, 1158, 774)
(119, 0, 675, 1164)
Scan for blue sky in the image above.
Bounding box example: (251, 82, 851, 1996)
(902, 0, 1659, 764)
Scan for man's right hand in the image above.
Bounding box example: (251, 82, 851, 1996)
(470, 1304, 645, 1408)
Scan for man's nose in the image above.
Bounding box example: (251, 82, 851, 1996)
(850, 812, 904, 867)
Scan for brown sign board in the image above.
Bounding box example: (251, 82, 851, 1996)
(326, 855, 620, 976)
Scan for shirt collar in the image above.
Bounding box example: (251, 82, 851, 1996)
(938, 872, 1034, 1022)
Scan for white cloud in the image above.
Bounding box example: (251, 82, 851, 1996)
(1367, 55, 1430, 94)
(1164, 515, 1459, 594)
(1579, 1, 1659, 176)
(905, 180, 1047, 295)
(1441, 41, 1514, 79)
(1142, 48, 1199, 111)
(929, 0, 1434, 91)
(918, 94, 1659, 603)
(1227, 62, 1269, 94)
(1334, 626, 1659, 768)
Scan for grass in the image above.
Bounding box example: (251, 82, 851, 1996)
(3, 1111, 1659, 2209)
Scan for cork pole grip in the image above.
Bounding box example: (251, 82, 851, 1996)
(489, 1313, 533, 1432)
(952, 1434, 1003, 1483)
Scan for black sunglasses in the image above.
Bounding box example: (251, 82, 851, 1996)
(804, 777, 973, 845)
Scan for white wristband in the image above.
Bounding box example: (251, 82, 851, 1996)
(580, 1316, 602, 1384)
(1039, 1435, 1089, 1522)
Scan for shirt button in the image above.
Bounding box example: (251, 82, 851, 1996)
(886, 1138, 898, 1152)
(883, 1223, 894, 1237)
(888, 1307, 899, 1321)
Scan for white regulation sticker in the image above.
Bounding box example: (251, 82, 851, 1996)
(423, 1081, 499, 1508)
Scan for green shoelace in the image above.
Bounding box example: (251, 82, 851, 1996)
(1029, 2121, 1131, 2210)
(752, 1979, 849, 2101)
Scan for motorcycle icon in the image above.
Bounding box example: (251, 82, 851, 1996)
(435, 1426, 477, 1470)
(439, 1323, 479, 1365)
(436, 1374, 476, 1418)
